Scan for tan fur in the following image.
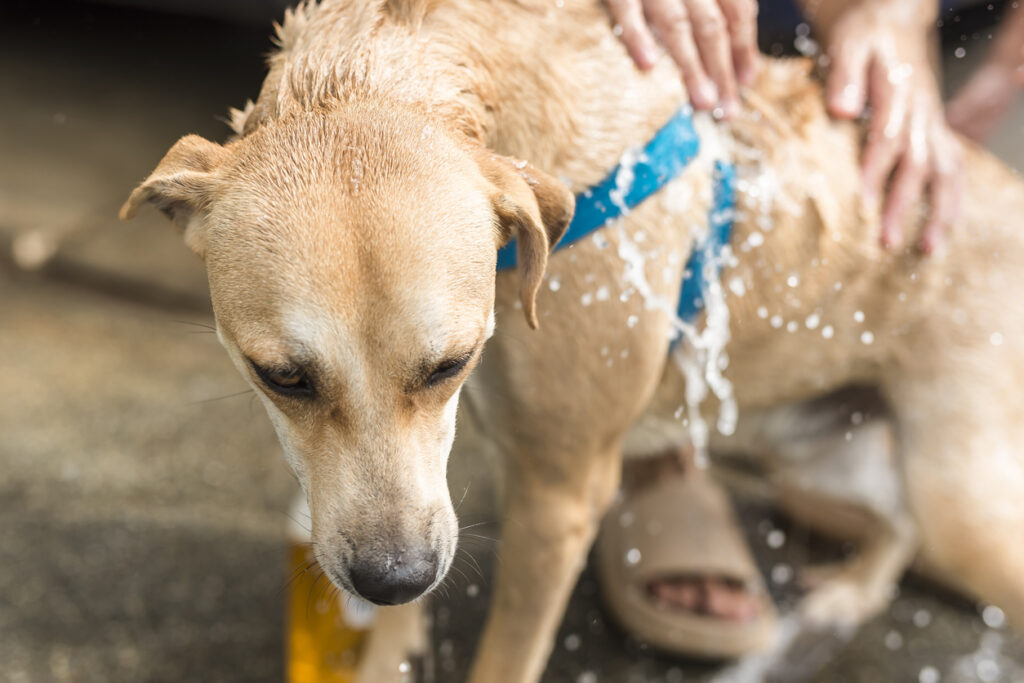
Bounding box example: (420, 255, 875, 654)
(123, 1, 1024, 680)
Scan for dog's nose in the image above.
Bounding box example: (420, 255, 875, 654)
(348, 547, 439, 606)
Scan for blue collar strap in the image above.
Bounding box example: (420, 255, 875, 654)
(495, 107, 736, 323)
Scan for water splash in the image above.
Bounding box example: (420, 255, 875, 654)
(607, 140, 738, 462)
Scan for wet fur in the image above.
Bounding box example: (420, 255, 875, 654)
(124, 1, 1024, 681)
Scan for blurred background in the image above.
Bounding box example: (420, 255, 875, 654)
(2, 1, 1023, 682)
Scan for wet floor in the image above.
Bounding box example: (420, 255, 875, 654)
(2, 2, 1023, 681)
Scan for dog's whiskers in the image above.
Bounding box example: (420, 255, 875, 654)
(454, 481, 472, 513)
(187, 388, 255, 405)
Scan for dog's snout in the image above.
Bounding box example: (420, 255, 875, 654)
(349, 546, 439, 606)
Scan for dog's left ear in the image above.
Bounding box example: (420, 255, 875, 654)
(119, 134, 227, 259)
(477, 152, 575, 329)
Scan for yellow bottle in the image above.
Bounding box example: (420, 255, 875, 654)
(286, 494, 375, 683)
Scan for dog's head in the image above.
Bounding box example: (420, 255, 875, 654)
(122, 105, 573, 604)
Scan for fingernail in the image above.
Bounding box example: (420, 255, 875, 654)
(639, 45, 658, 69)
(832, 84, 861, 116)
(881, 226, 902, 251)
(695, 80, 718, 108)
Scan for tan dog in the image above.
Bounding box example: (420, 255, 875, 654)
(122, 1, 1024, 680)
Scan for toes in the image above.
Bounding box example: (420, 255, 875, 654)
(649, 576, 761, 622)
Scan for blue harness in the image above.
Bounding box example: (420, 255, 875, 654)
(495, 108, 736, 324)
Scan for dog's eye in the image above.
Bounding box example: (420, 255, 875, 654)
(251, 362, 314, 397)
(426, 354, 472, 387)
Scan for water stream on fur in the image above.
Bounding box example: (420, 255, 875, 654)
(607, 136, 737, 464)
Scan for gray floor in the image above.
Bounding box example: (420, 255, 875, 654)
(2, 3, 1023, 682)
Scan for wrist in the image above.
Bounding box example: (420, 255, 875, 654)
(805, 0, 936, 45)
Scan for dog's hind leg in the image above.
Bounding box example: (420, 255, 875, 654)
(887, 364, 1024, 629)
(720, 403, 920, 630)
(467, 440, 623, 683)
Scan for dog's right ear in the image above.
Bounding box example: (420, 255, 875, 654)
(119, 135, 226, 258)
(474, 151, 575, 329)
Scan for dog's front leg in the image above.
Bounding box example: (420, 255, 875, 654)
(467, 444, 621, 683)
(355, 601, 427, 683)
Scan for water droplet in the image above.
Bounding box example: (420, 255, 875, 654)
(885, 630, 904, 650)
(577, 672, 598, 683)
(596, 286, 610, 301)
(854, 310, 865, 323)
(548, 276, 561, 292)
(564, 634, 581, 651)
(786, 274, 800, 288)
(766, 529, 786, 549)
(822, 325, 835, 339)
(982, 605, 1006, 628)
(467, 584, 480, 598)
(757, 306, 769, 319)
(918, 665, 939, 683)
(861, 331, 875, 345)
(625, 548, 642, 566)
(954, 46, 967, 58)
(729, 277, 746, 296)
(977, 658, 1000, 682)
(770, 315, 783, 329)
(805, 313, 820, 330)
(771, 564, 793, 584)
(581, 292, 594, 306)
(399, 661, 411, 674)
(786, 321, 798, 333)
(747, 231, 765, 247)
(627, 315, 639, 328)
(914, 609, 932, 628)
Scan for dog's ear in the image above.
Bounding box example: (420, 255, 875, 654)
(477, 152, 575, 329)
(119, 135, 227, 258)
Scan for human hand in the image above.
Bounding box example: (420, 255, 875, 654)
(947, 60, 1022, 142)
(824, 2, 962, 254)
(606, 0, 759, 117)
(947, 7, 1024, 143)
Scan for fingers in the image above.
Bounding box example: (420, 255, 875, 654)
(645, 0, 719, 110)
(687, 0, 740, 115)
(876, 105, 964, 254)
(826, 39, 870, 119)
(862, 57, 908, 207)
(920, 135, 963, 254)
(607, 0, 660, 69)
(608, 0, 757, 116)
(880, 114, 928, 249)
(721, 0, 759, 85)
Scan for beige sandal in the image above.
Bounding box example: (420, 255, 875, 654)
(596, 471, 778, 659)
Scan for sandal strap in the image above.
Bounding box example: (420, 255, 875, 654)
(601, 473, 764, 589)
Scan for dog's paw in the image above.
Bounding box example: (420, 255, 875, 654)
(797, 562, 845, 591)
(798, 579, 878, 630)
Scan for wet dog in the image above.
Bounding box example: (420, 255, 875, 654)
(122, 1, 1024, 680)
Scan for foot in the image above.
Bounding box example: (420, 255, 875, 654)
(625, 451, 765, 623)
(597, 450, 779, 658)
(648, 574, 762, 622)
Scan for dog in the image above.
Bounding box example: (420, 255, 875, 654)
(121, 0, 1024, 680)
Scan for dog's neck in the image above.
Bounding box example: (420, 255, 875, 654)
(234, 0, 684, 189)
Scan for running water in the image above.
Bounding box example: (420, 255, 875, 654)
(606, 137, 738, 464)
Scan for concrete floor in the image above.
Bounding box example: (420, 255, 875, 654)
(2, 2, 1024, 682)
